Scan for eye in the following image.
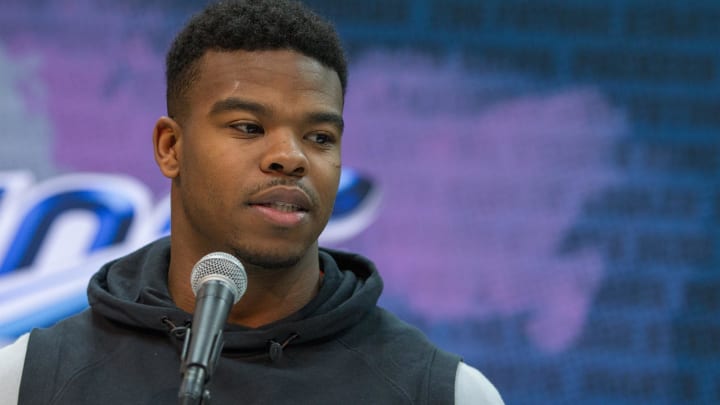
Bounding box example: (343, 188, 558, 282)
(231, 122, 265, 135)
(307, 133, 336, 145)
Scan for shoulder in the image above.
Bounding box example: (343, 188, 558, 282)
(455, 362, 505, 405)
(0, 333, 29, 405)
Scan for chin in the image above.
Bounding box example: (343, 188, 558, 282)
(230, 245, 309, 270)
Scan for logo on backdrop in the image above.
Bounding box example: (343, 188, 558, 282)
(0, 169, 380, 343)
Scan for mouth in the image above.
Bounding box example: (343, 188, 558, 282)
(248, 186, 314, 211)
(247, 186, 314, 226)
(251, 201, 307, 213)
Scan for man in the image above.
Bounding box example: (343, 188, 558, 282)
(0, 1, 503, 403)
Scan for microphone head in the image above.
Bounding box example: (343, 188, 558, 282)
(190, 252, 248, 304)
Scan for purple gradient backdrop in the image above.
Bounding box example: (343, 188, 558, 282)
(0, 1, 623, 354)
(341, 53, 624, 351)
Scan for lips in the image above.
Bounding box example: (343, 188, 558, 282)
(247, 186, 313, 227)
(247, 186, 313, 212)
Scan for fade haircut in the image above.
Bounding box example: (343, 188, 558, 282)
(165, 0, 348, 119)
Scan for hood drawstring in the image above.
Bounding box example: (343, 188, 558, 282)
(267, 333, 300, 362)
(164, 317, 299, 362)
(162, 317, 193, 354)
(162, 317, 191, 339)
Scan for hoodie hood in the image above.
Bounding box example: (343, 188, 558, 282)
(87, 237, 383, 354)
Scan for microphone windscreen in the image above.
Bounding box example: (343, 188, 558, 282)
(190, 252, 247, 304)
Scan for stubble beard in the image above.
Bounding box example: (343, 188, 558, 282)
(229, 241, 314, 271)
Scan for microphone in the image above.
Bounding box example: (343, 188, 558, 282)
(178, 252, 248, 405)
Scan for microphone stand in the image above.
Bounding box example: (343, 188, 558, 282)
(178, 329, 223, 404)
(177, 282, 234, 405)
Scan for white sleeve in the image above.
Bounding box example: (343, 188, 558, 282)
(0, 333, 29, 405)
(455, 361, 504, 405)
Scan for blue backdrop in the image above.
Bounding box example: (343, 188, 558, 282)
(1, 1, 719, 403)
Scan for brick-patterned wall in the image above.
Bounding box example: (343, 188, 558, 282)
(304, 1, 720, 403)
(1, 1, 718, 403)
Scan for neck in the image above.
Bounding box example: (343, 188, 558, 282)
(228, 260, 322, 327)
(167, 239, 322, 328)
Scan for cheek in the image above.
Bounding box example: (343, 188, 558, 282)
(312, 152, 341, 184)
(180, 145, 225, 202)
(320, 168, 342, 205)
(183, 133, 235, 178)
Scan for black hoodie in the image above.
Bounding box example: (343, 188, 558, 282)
(18, 238, 459, 404)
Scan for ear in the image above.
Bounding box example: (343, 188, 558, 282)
(153, 116, 182, 179)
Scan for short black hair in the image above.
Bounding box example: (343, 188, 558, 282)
(165, 0, 347, 118)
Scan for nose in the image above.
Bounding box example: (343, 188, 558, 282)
(260, 132, 308, 177)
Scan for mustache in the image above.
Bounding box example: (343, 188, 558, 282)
(246, 178, 319, 207)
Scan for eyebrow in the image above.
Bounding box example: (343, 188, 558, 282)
(210, 97, 344, 133)
(209, 97, 268, 116)
(308, 111, 345, 133)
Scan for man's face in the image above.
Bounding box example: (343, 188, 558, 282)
(170, 49, 343, 269)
